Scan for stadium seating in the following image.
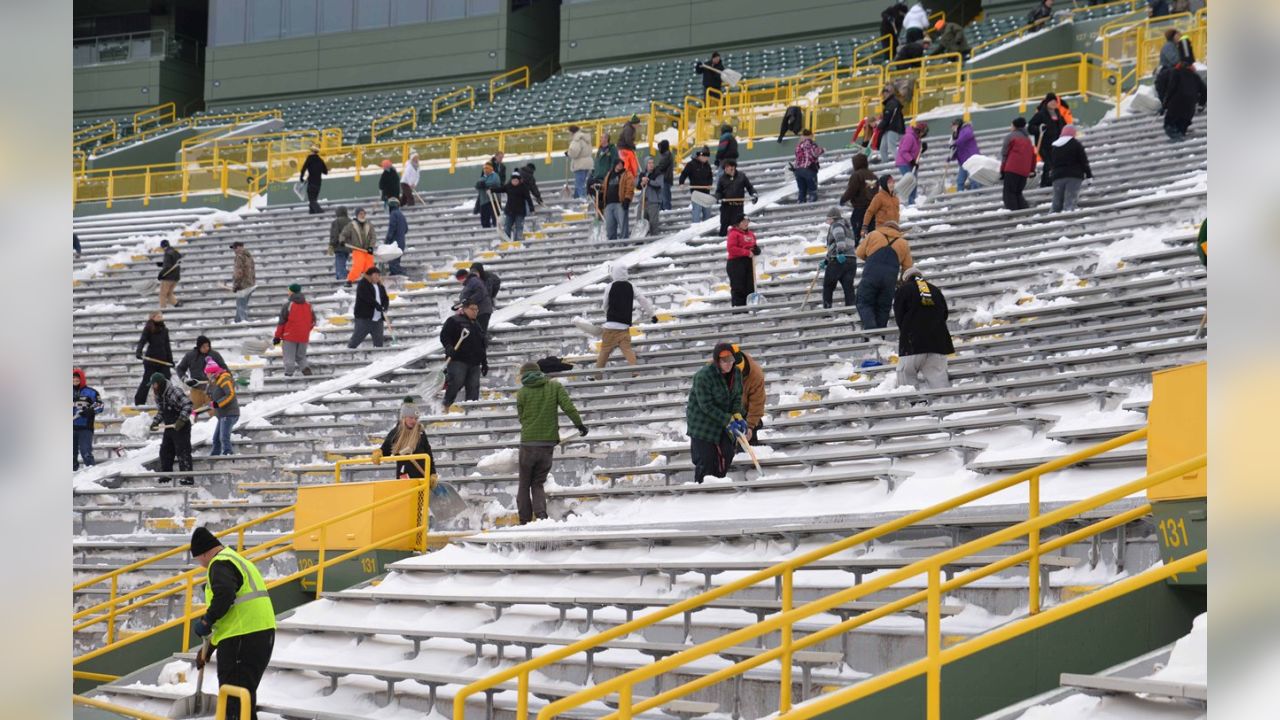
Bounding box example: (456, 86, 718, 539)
(76, 96, 1207, 718)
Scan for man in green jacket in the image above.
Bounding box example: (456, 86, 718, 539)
(515, 362, 588, 524)
(686, 342, 746, 483)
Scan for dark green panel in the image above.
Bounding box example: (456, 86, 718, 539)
(74, 62, 158, 115)
(967, 22, 1076, 69)
(1152, 499, 1208, 585)
(816, 582, 1205, 719)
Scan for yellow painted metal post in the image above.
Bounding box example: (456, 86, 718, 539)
(517, 672, 529, 720)
(1029, 474, 1041, 614)
(143, 167, 152, 206)
(618, 684, 633, 720)
(963, 79, 973, 122)
(926, 564, 941, 720)
(1079, 56, 1088, 96)
(450, 138, 458, 175)
(181, 165, 190, 203)
(181, 574, 194, 651)
(1019, 65, 1029, 113)
(106, 171, 114, 209)
(779, 568, 794, 713)
(355, 146, 363, 182)
(107, 575, 118, 643)
(545, 126, 553, 165)
(316, 525, 326, 599)
(221, 162, 229, 198)
(237, 527, 245, 551)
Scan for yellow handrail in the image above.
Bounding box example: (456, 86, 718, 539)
(851, 34, 893, 67)
(216, 684, 252, 720)
(74, 694, 173, 720)
(489, 65, 530, 102)
(452, 428, 1157, 717)
(432, 86, 476, 122)
(73, 118, 119, 150)
(371, 106, 418, 143)
(133, 102, 176, 134)
(72, 455, 432, 665)
(534, 449, 1206, 719)
(332, 452, 431, 483)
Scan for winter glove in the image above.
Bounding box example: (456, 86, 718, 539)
(272, 337, 282, 346)
(750, 245, 761, 256)
(751, 195, 759, 205)
(184, 377, 199, 388)
(837, 253, 847, 264)
(173, 415, 189, 432)
(921, 142, 929, 154)
(818, 260, 828, 270)
(650, 315, 660, 324)
(149, 418, 161, 432)
(192, 617, 212, 638)
(575, 424, 589, 437)
(135, 351, 143, 360)
(728, 418, 749, 436)
(371, 449, 383, 464)
(481, 362, 489, 377)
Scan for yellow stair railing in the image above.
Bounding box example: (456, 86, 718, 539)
(216, 684, 252, 720)
(453, 429, 1201, 719)
(489, 65, 531, 102)
(371, 106, 418, 143)
(132, 102, 177, 135)
(432, 85, 476, 122)
(71, 455, 433, 671)
(73, 118, 119, 151)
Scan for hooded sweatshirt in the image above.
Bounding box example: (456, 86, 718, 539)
(329, 207, 351, 254)
(516, 369, 585, 445)
(602, 264, 656, 330)
(73, 368, 104, 429)
(863, 178, 901, 232)
(840, 155, 878, 209)
(274, 292, 316, 344)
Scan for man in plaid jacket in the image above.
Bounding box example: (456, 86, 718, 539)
(686, 342, 746, 483)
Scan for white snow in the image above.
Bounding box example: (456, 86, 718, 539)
(119, 414, 155, 441)
(475, 448, 519, 473)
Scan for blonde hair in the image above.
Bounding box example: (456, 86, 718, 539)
(391, 417, 423, 456)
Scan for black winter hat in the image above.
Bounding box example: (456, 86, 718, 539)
(150, 372, 168, 386)
(877, 174, 894, 193)
(195, 334, 211, 349)
(658, 139, 670, 153)
(694, 146, 711, 158)
(1012, 117, 1027, 129)
(160, 239, 170, 248)
(189, 526, 221, 557)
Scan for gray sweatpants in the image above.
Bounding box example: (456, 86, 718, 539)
(282, 341, 309, 374)
(1052, 177, 1084, 212)
(898, 353, 950, 390)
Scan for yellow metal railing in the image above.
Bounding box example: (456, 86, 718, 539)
(71, 455, 432, 669)
(432, 86, 476, 122)
(371, 107, 418, 143)
(71, 161, 263, 208)
(133, 102, 176, 135)
(489, 65, 531, 102)
(216, 684, 252, 720)
(453, 428, 1182, 718)
(524, 445, 1206, 720)
(851, 34, 893, 67)
(182, 128, 340, 168)
(74, 694, 173, 720)
(74, 118, 119, 150)
(1103, 11, 1207, 76)
(88, 109, 282, 157)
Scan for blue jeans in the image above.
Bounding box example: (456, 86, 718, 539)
(211, 414, 238, 456)
(880, 130, 901, 164)
(334, 252, 348, 280)
(794, 167, 818, 203)
(660, 181, 672, 210)
(234, 291, 252, 322)
(897, 164, 918, 205)
(73, 428, 95, 469)
(954, 165, 976, 192)
(503, 214, 525, 243)
(573, 170, 589, 199)
(605, 203, 628, 239)
(690, 201, 714, 224)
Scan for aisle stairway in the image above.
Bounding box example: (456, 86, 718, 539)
(79, 107, 1206, 718)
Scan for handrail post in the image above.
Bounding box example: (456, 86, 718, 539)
(517, 672, 529, 720)
(926, 564, 941, 720)
(779, 568, 794, 713)
(618, 684, 633, 720)
(1029, 474, 1041, 614)
(316, 525, 326, 599)
(143, 166, 151, 206)
(1019, 65, 1029, 113)
(107, 575, 118, 643)
(450, 137, 458, 175)
(181, 574, 194, 651)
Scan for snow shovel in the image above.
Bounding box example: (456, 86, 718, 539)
(572, 316, 604, 338)
(895, 171, 917, 203)
(690, 190, 718, 209)
(292, 181, 306, 202)
(706, 65, 744, 87)
(731, 428, 762, 475)
(374, 243, 404, 263)
(142, 356, 174, 366)
(418, 328, 472, 398)
(132, 276, 159, 296)
(746, 254, 765, 306)
(429, 480, 467, 520)
(589, 199, 605, 243)
(192, 638, 211, 715)
(487, 191, 511, 243)
(233, 338, 273, 355)
(635, 189, 650, 237)
(220, 283, 258, 299)
(798, 265, 823, 309)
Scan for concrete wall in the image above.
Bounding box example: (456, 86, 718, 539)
(74, 57, 205, 118)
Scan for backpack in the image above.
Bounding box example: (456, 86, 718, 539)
(484, 272, 501, 301)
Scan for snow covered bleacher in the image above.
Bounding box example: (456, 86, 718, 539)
(79, 105, 1206, 719)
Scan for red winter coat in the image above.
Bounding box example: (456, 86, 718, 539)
(726, 227, 758, 259)
(274, 295, 315, 344)
(1000, 130, 1036, 178)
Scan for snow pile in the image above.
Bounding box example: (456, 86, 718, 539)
(248, 367, 265, 391)
(476, 448, 520, 473)
(74, 302, 130, 315)
(155, 659, 194, 687)
(120, 414, 156, 441)
(1148, 613, 1206, 685)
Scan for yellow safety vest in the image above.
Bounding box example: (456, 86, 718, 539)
(203, 548, 276, 645)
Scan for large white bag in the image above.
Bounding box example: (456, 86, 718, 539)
(374, 243, 404, 262)
(962, 154, 1001, 186)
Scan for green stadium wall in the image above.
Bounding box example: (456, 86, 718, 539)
(74, 57, 204, 119)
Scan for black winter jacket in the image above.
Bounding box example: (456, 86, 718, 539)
(1028, 107, 1065, 156)
(378, 167, 400, 200)
(353, 278, 389, 321)
(696, 59, 724, 92)
(495, 181, 531, 217)
(878, 96, 906, 135)
(714, 171, 757, 202)
(894, 278, 955, 356)
(175, 348, 228, 382)
(329, 209, 351, 254)
(1163, 65, 1206, 130)
(135, 325, 173, 364)
(300, 153, 328, 186)
(678, 160, 714, 189)
(157, 246, 181, 282)
(440, 314, 487, 366)
(1050, 138, 1093, 180)
(380, 423, 435, 478)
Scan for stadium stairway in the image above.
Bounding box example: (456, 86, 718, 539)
(79, 106, 1206, 719)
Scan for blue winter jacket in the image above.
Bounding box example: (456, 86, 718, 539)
(385, 206, 408, 246)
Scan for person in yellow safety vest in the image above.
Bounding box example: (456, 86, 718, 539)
(190, 526, 275, 720)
